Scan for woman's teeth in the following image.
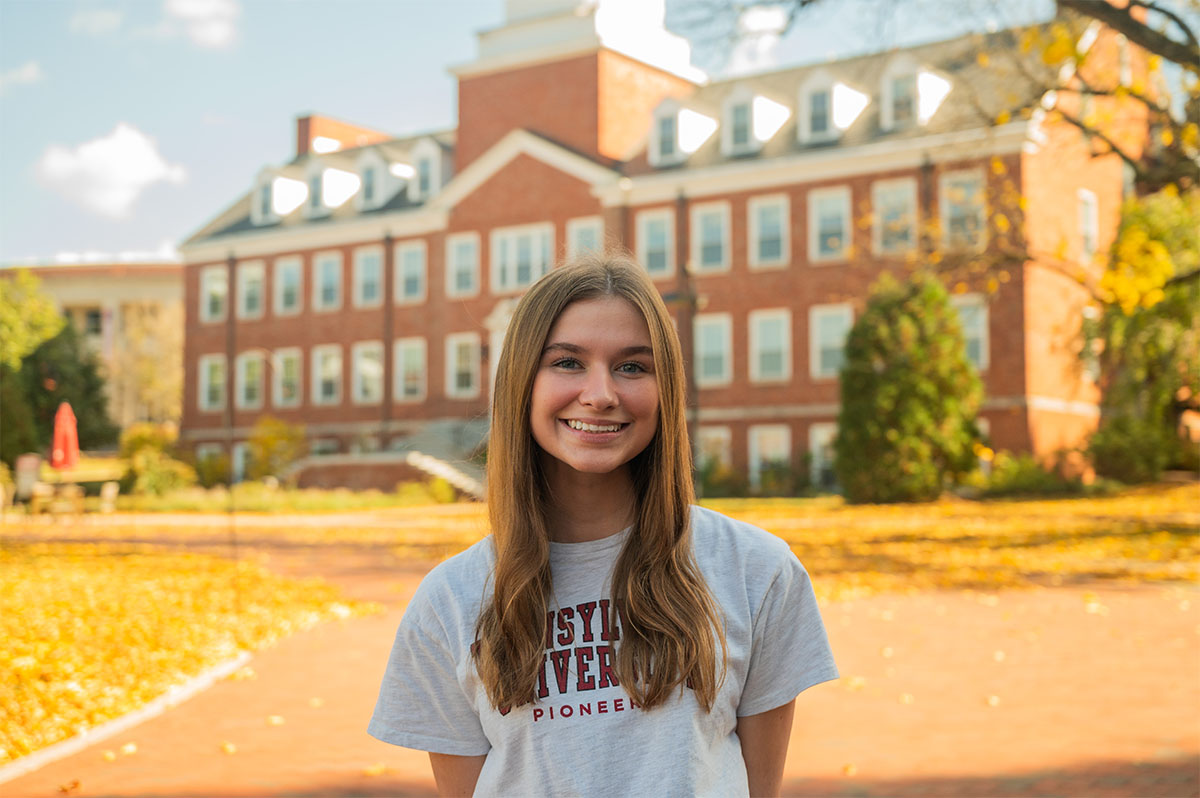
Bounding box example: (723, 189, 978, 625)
(566, 420, 621, 433)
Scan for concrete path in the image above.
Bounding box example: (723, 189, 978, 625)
(4, 536, 1198, 797)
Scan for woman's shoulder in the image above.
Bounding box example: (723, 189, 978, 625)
(410, 536, 496, 606)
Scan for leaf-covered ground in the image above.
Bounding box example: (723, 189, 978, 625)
(0, 543, 377, 765)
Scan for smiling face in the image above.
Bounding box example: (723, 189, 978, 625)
(529, 296, 661, 485)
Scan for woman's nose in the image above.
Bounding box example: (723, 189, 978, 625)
(579, 368, 617, 409)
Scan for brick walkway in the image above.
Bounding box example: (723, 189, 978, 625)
(4, 535, 1198, 798)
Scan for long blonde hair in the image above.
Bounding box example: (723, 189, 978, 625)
(474, 253, 726, 712)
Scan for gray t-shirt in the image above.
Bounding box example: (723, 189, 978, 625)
(368, 505, 838, 797)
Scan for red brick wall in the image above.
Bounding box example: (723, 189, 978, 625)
(597, 50, 696, 161)
(295, 115, 392, 158)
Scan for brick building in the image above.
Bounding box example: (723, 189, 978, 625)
(179, 0, 1146, 489)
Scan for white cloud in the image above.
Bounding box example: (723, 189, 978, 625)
(36, 123, 187, 219)
(69, 9, 123, 36)
(165, 0, 241, 49)
(726, 6, 788, 76)
(0, 61, 45, 95)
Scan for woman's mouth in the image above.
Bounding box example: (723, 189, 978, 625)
(563, 419, 626, 433)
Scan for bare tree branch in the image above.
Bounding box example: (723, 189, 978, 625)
(1058, 0, 1199, 69)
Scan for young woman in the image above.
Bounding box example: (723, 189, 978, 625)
(369, 255, 837, 797)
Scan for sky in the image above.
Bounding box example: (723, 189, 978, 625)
(0, 0, 1055, 265)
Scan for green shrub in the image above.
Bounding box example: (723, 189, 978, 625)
(194, 452, 231, 489)
(697, 458, 748, 498)
(246, 416, 307, 481)
(981, 452, 1079, 497)
(119, 422, 177, 459)
(123, 450, 197, 496)
(1088, 415, 1173, 484)
(835, 272, 983, 503)
(757, 459, 810, 498)
(427, 477, 458, 504)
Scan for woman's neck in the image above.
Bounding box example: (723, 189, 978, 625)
(543, 463, 636, 543)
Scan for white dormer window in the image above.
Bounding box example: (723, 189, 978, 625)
(799, 72, 867, 145)
(304, 162, 359, 217)
(308, 173, 323, 213)
(407, 138, 446, 203)
(881, 55, 951, 131)
(362, 167, 376, 205)
(355, 150, 401, 212)
(721, 88, 790, 157)
(649, 100, 718, 167)
(258, 183, 272, 220)
(656, 113, 679, 163)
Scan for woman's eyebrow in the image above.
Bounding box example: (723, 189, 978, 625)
(542, 342, 654, 357)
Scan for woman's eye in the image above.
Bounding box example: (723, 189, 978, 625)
(617, 362, 648, 374)
(551, 358, 582, 369)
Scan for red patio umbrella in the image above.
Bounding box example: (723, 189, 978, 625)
(51, 401, 79, 471)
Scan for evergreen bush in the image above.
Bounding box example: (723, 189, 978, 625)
(835, 271, 983, 503)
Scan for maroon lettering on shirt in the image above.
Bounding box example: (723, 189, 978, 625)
(556, 606, 576, 646)
(575, 646, 596, 691)
(575, 600, 598, 643)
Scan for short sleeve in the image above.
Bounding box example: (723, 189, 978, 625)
(736, 554, 838, 717)
(367, 596, 491, 755)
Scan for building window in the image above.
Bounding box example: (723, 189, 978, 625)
(308, 173, 323, 212)
(951, 294, 989, 371)
(567, 216, 604, 257)
(445, 332, 481, 399)
(748, 424, 791, 491)
(231, 442, 249, 483)
(394, 337, 426, 402)
(235, 351, 264, 410)
(808, 422, 838, 490)
(362, 167, 376, 204)
(1078, 188, 1099, 263)
(749, 309, 791, 383)
(696, 426, 732, 469)
(274, 257, 302, 316)
(810, 304, 853, 379)
(352, 341, 384, 405)
(83, 308, 103, 335)
(694, 313, 732, 387)
(198, 354, 226, 412)
(891, 74, 916, 127)
(730, 102, 752, 151)
(272, 348, 302, 408)
(236, 261, 265, 320)
(808, 186, 851, 262)
(417, 157, 432, 197)
(749, 195, 789, 268)
(313, 252, 343, 312)
(491, 224, 552, 294)
(200, 266, 227, 323)
(446, 233, 480, 298)
(940, 171, 986, 251)
(353, 247, 383, 308)
(311, 345, 342, 406)
(636, 209, 674, 278)
(691, 202, 730, 273)
(395, 240, 427, 304)
(258, 183, 272, 220)
(810, 90, 830, 137)
(658, 114, 677, 161)
(873, 178, 918, 255)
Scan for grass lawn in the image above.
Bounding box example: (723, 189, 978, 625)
(0, 542, 377, 765)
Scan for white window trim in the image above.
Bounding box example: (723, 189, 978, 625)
(303, 164, 328, 219)
(272, 347, 302, 409)
(798, 77, 838, 144)
(311, 344, 342, 407)
(808, 186, 852, 263)
(690, 201, 732, 274)
(872, 178, 919, 256)
(445, 232, 481, 299)
(351, 340, 384, 406)
(355, 150, 391, 212)
(445, 332, 482, 400)
(649, 102, 683, 167)
(394, 240, 428, 305)
(394, 336, 427, 403)
(199, 265, 227, 324)
(748, 194, 790, 269)
(352, 246, 384, 309)
(696, 426, 733, 468)
(749, 308, 792, 383)
(250, 170, 279, 226)
(721, 87, 758, 157)
(808, 422, 838, 488)
(748, 424, 792, 491)
(407, 138, 443, 202)
(273, 256, 303, 317)
(809, 303, 853, 380)
(939, 169, 988, 252)
(1078, 188, 1099, 263)
(881, 54, 920, 132)
(489, 222, 554, 295)
(635, 207, 675, 280)
(312, 251, 344, 313)
(235, 261, 265, 321)
(566, 216, 604, 258)
(950, 293, 990, 372)
(195, 442, 224, 463)
(694, 313, 733, 388)
(234, 351, 265, 411)
(197, 353, 226, 412)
